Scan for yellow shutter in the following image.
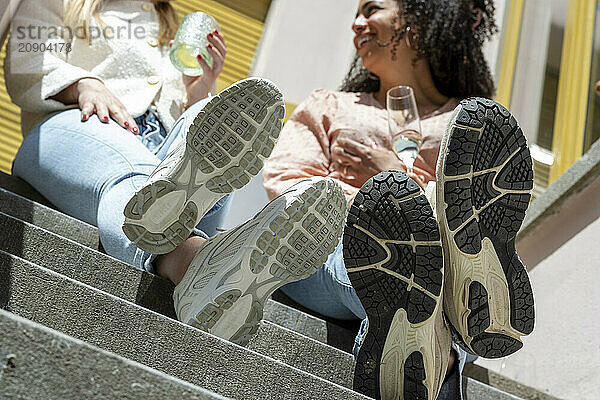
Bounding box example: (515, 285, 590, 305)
(549, 0, 597, 183)
(0, 40, 21, 174)
(209, 0, 271, 22)
(0, 0, 267, 174)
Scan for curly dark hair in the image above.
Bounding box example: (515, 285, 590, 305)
(340, 0, 498, 99)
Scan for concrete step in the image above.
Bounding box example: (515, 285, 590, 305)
(0, 179, 332, 344)
(0, 212, 355, 387)
(262, 296, 327, 344)
(0, 249, 527, 400)
(464, 377, 523, 400)
(0, 309, 230, 399)
(0, 251, 371, 400)
(0, 171, 55, 209)
(0, 175, 534, 400)
(464, 363, 559, 400)
(0, 186, 100, 250)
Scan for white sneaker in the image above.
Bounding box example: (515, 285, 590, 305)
(123, 78, 285, 254)
(436, 97, 535, 358)
(173, 178, 347, 345)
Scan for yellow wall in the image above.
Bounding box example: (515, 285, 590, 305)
(496, 0, 598, 186)
(211, 0, 271, 23)
(0, 41, 22, 174)
(495, 0, 524, 109)
(0, 0, 268, 174)
(549, 0, 597, 182)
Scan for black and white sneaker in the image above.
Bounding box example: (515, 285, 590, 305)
(123, 78, 285, 254)
(174, 178, 347, 345)
(436, 97, 535, 358)
(343, 171, 451, 400)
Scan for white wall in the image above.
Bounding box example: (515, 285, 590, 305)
(509, 0, 552, 145)
(480, 175, 600, 399)
(484, 0, 507, 81)
(251, 0, 361, 105)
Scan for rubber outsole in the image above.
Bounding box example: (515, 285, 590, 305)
(123, 78, 285, 254)
(437, 97, 535, 358)
(343, 171, 443, 400)
(174, 178, 347, 346)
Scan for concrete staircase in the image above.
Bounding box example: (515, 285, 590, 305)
(0, 172, 538, 399)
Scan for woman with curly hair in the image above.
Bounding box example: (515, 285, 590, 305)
(264, 0, 535, 399)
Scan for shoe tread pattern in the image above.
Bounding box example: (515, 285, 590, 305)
(443, 98, 534, 358)
(344, 171, 442, 399)
(403, 351, 429, 400)
(123, 78, 284, 253)
(233, 179, 346, 345)
(192, 179, 346, 346)
(123, 187, 198, 254)
(190, 79, 284, 194)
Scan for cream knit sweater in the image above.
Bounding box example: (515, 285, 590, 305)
(4, 0, 187, 136)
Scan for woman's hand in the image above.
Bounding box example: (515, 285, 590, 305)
(333, 137, 406, 185)
(180, 29, 227, 106)
(405, 170, 429, 191)
(51, 78, 139, 134)
(333, 136, 431, 189)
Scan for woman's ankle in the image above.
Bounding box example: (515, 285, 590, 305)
(155, 236, 206, 284)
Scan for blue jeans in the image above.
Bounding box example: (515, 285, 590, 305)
(281, 239, 469, 399)
(13, 98, 232, 273)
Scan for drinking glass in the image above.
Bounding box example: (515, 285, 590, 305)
(387, 86, 422, 173)
(169, 12, 220, 76)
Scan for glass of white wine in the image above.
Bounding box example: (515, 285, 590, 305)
(169, 12, 220, 76)
(386, 86, 422, 173)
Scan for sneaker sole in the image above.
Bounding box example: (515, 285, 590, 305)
(123, 78, 285, 254)
(343, 171, 447, 400)
(436, 98, 535, 358)
(174, 178, 346, 346)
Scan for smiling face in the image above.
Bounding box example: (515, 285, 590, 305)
(352, 0, 403, 75)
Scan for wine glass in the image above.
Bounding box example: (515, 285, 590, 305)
(386, 86, 422, 174)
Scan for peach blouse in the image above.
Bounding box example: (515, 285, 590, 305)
(263, 89, 459, 205)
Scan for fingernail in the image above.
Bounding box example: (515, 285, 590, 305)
(197, 54, 202, 60)
(208, 33, 213, 38)
(124, 121, 129, 127)
(207, 44, 212, 49)
(81, 114, 87, 121)
(102, 116, 108, 122)
(132, 127, 139, 134)
(213, 29, 218, 34)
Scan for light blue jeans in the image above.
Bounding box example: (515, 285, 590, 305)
(282, 240, 470, 399)
(13, 98, 231, 273)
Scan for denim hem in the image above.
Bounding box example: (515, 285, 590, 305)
(452, 341, 467, 400)
(143, 252, 158, 274)
(191, 228, 209, 240)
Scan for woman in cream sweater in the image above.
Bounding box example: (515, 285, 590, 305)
(4, 0, 351, 363)
(5, 0, 230, 271)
